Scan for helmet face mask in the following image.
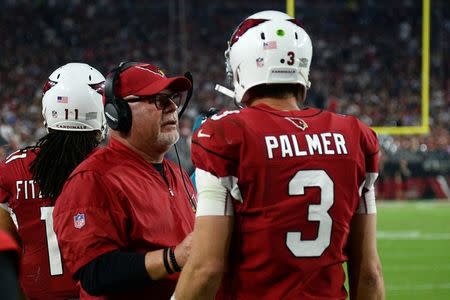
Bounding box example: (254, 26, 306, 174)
(225, 10, 313, 103)
(42, 63, 107, 138)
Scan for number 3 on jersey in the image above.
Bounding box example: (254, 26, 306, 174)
(286, 170, 333, 257)
(40, 206, 64, 275)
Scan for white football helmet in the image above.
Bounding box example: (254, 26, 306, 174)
(225, 10, 313, 103)
(42, 63, 106, 136)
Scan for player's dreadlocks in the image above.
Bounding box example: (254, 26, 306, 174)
(30, 130, 100, 200)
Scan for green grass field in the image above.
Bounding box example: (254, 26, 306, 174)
(376, 201, 450, 299)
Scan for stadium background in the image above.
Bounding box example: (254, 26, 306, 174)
(0, 0, 449, 298)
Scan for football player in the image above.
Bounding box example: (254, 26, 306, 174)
(174, 10, 385, 300)
(0, 62, 106, 299)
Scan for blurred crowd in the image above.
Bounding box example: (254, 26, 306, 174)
(1, 0, 449, 184)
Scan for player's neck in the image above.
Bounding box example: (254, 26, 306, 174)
(249, 97, 300, 111)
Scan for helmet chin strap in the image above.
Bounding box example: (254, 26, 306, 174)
(215, 84, 235, 99)
(215, 84, 244, 109)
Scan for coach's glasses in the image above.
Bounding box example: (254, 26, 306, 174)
(128, 93, 183, 110)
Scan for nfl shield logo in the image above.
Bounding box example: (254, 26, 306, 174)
(74, 213, 86, 229)
(256, 57, 264, 68)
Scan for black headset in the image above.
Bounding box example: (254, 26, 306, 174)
(104, 61, 197, 210)
(104, 61, 194, 133)
(104, 61, 140, 133)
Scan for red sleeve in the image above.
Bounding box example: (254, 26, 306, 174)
(53, 171, 129, 275)
(0, 230, 20, 254)
(0, 162, 12, 204)
(358, 119, 379, 173)
(191, 112, 242, 178)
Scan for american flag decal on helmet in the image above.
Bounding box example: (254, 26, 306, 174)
(263, 41, 277, 50)
(57, 96, 68, 103)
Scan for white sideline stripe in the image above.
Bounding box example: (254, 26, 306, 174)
(384, 264, 450, 271)
(388, 283, 450, 291)
(377, 201, 450, 208)
(383, 252, 449, 258)
(377, 231, 450, 240)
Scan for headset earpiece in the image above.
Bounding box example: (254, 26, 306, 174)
(104, 101, 131, 132)
(104, 61, 139, 133)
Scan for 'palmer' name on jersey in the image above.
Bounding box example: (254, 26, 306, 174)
(265, 132, 348, 159)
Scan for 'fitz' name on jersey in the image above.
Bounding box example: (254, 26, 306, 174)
(265, 132, 348, 159)
(16, 180, 43, 200)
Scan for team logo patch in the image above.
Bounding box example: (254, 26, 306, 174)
(299, 58, 309, 68)
(85, 112, 98, 120)
(136, 65, 165, 78)
(284, 117, 308, 131)
(74, 213, 86, 229)
(157, 69, 165, 77)
(256, 57, 264, 68)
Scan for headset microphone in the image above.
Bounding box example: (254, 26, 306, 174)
(174, 71, 197, 211)
(178, 72, 193, 119)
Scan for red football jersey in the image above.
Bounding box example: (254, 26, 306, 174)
(53, 138, 196, 300)
(0, 149, 79, 299)
(0, 229, 20, 253)
(191, 104, 379, 300)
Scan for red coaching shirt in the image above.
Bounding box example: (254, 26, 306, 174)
(0, 149, 79, 299)
(53, 138, 195, 300)
(191, 104, 379, 300)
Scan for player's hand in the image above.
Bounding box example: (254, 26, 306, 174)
(174, 232, 193, 268)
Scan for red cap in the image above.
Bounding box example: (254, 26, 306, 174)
(115, 63, 191, 98)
